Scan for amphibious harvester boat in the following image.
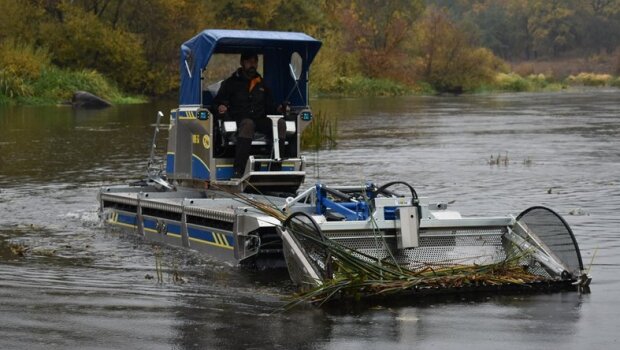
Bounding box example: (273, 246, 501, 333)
(99, 30, 591, 297)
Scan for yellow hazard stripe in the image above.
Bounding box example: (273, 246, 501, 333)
(189, 236, 233, 250)
(179, 111, 196, 120)
(109, 221, 136, 229)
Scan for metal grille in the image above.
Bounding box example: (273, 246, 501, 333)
(515, 206, 584, 276)
(525, 261, 553, 279)
(324, 228, 508, 271)
(324, 231, 394, 251)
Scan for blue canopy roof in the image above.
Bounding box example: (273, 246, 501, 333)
(179, 29, 322, 106)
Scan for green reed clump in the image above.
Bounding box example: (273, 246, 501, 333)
(494, 73, 531, 91)
(0, 70, 33, 101)
(301, 111, 338, 150)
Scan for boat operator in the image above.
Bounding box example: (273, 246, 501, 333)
(214, 51, 287, 179)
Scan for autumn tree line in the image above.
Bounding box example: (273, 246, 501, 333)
(1, 0, 620, 104)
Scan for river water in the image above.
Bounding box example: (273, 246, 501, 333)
(1, 90, 619, 349)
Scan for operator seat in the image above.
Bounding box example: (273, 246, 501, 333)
(203, 81, 295, 158)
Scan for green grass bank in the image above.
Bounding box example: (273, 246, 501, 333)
(0, 41, 145, 106)
(0, 67, 146, 106)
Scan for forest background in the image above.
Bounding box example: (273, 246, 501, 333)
(1, 0, 620, 105)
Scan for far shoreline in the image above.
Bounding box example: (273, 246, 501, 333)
(2, 71, 619, 107)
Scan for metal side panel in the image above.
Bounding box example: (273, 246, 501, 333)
(278, 227, 323, 289)
(102, 206, 238, 264)
(317, 217, 513, 232)
(100, 191, 239, 263)
(233, 212, 283, 262)
(185, 223, 236, 263)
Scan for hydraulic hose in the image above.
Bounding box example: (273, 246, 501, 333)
(375, 181, 419, 201)
(283, 211, 326, 242)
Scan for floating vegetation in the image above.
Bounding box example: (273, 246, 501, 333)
(568, 208, 588, 216)
(31, 248, 57, 257)
(300, 111, 338, 150)
(170, 261, 187, 284)
(280, 220, 542, 308)
(488, 152, 509, 166)
(171, 270, 187, 284)
(6, 239, 82, 258)
(9, 242, 30, 257)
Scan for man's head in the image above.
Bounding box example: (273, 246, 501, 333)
(240, 51, 259, 77)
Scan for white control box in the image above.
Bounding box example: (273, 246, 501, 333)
(396, 206, 419, 249)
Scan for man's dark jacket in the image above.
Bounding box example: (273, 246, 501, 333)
(214, 69, 277, 121)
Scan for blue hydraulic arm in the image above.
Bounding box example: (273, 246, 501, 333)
(314, 184, 370, 221)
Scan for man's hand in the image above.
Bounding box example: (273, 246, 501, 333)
(218, 105, 228, 114)
(277, 104, 290, 114)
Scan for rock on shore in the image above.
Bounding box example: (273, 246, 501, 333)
(71, 91, 112, 109)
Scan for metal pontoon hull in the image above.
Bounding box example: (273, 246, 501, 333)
(99, 182, 590, 296)
(100, 187, 237, 263)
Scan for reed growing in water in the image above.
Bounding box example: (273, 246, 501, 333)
(300, 111, 338, 150)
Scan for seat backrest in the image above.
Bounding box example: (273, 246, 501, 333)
(202, 80, 223, 107)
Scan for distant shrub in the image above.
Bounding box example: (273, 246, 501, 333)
(513, 62, 536, 77)
(0, 1, 44, 44)
(41, 3, 148, 91)
(412, 81, 436, 94)
(494, 73, 531, 91)
(567, 73, 613, 86)
(413, 8, 507, 93)
(611, 77, 620, 88)
(310, 31, 360, 94)
(0, 40, 51, 81)
(527, 73, 549, 88)
(318, 76, 410, 97)
(493, 73, 564, 92)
